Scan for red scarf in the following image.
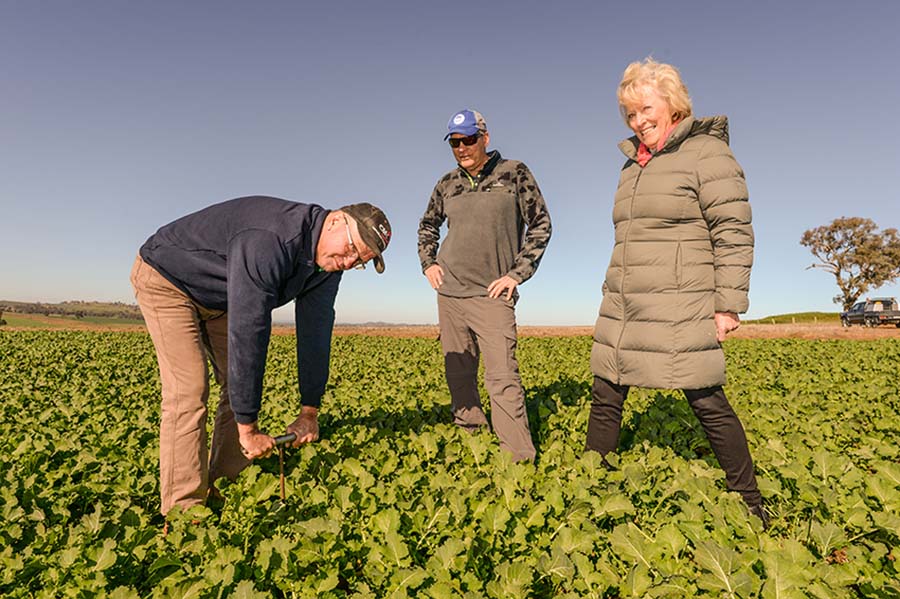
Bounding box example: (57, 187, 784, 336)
(636, 121, 680, 167)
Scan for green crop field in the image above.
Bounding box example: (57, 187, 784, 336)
(1, 331, 898, 598)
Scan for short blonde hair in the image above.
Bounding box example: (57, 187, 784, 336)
(617, 58, 693, 124)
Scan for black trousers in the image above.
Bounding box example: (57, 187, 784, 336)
(585, 376, 762, 507)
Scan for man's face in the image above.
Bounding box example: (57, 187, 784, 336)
(449, 131, 490, 174)
(315, 213, 375, 272)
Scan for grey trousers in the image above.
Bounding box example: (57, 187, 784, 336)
(437, 294, 536, 461)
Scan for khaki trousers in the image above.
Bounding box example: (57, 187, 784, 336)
(438, 295, 536, 461)
(130, 255, 249, 515)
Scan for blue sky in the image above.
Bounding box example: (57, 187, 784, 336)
(2, 1, 898, 325)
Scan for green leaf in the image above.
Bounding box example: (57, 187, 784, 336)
(481, 503, 511, 536)
(620, 563, 652, 598)
(779, 538, 815, 565)
(59, 546, 81, 568)
(108, 587, 141, 599)
(761, 552, 810, 599)
(82, 503, 103, 534)
(90, 538, 118, 571)
(809, 520, 846, 557)
(693, 541, 753, 597)
(383, 531, 411, 567)
(554, 526, 594, 556)
(655, 524, 687, 558)
(610, 523, 654, 571)
(597, 493, 635, 519)
(316, 569, 340, 594)
(811, 449, 843, 481)
(488, 561, 534, 598)
(255, 535, 294, 574)
(432, 538, 466, 571)
(386, 567, 428, 598)
(878, 462, 900, 487)
(867, 476, 899, 507)
(373, 508, 402, 536)
(149, 555, 182, 575)
(230, 580, 269, 599)
(872, 510, 900, 537)
(524, 502, 547, 528)
(537, 548, 575, 582)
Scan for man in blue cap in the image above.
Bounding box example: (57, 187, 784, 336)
(417, 109, 552, 461)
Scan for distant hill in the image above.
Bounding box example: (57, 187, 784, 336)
(0, 300, 143, 321)
(744, 311, 840, 324)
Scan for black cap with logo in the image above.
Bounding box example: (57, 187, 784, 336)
(340, 203, 391, 273)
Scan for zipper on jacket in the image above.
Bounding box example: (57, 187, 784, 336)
(458, 151, 501, 190)
(613, 168, 642, 383)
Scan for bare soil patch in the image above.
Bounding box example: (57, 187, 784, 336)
(730, 322, 899, 341)
(326, 323, 900, 340)
(7, 316, 898, 341)
(3, 313, 145, 332)
(327, 325, 597, 338)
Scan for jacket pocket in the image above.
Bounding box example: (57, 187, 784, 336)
(675, 243, 683, 290)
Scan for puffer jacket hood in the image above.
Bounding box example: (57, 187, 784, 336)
(591, 115, 753, 390)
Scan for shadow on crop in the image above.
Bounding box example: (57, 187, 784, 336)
(320, 404, 452, 441)
(318, 379, 725, 471)
(318, 373, 595, 458)
(522, 379, 725, 469)
(523, 376, 591, 454)
(619, 391, 719, 466)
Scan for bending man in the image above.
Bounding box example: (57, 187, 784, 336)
(131, 196, 391, 515)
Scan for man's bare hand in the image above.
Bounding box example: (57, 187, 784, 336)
(714, 311, 741, 342)
(424, 264, 444, 290)
(286, 406, 319, 447)
(237, 422, 275, 460)
(487, 275, 519, 300)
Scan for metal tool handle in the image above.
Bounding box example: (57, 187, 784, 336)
(273, 433, 297, 447)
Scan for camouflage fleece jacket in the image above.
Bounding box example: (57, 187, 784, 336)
(417, 150, 552, 298)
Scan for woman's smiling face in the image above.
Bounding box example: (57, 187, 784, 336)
(624, 85, 675, 149)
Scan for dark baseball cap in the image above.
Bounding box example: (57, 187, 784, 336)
(339, 203, 391, 273)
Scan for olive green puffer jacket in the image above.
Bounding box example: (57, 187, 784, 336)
(591, 116, 753, 390)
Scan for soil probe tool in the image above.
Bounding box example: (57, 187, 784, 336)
(273, 433, 297, 501)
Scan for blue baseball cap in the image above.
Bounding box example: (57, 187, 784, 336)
(443, 109, 487, 140)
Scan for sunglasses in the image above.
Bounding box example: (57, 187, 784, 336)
(448, 133, 482, 148)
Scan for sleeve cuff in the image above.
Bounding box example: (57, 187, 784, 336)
(301, 395, 323, 409)
(233, 411, 258, 425)
(715, 289, 749, 314)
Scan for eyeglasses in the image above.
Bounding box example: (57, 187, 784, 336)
(343, 216, 366, 270)
(448, 133, 482, 148)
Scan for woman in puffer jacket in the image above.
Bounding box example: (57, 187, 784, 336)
(587, 58, 767, 526)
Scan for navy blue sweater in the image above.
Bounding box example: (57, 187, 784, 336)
(140, 196, 342, 424)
